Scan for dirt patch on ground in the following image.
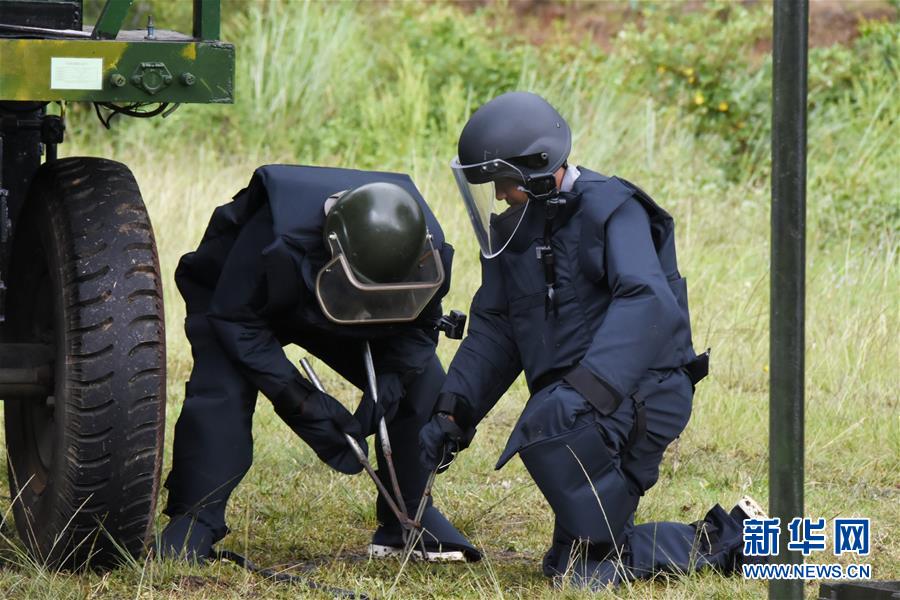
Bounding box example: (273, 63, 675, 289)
(457, 0, 897, 51)
(808, 0, 896, 46)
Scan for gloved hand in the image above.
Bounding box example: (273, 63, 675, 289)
(354, 371, 405, 437)
(419, 413, 475, 474)
(272, 378, 367, 474)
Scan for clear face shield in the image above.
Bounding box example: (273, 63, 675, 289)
(315, 233, 445, 325)
(450, 157, 531, 259)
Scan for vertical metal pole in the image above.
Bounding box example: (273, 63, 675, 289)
(193, 0, 221, 41)
(770, 1, 807, 599)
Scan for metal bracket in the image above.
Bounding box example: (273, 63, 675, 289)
(40, 114, 64, 161)
(131, 62, 173, 95)
(0, 115, 65, 162)
(435, 310, 467, 339)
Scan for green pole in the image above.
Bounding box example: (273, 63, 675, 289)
(90, 0, 135, 40)
(770, 1, 807, 599)
(193, 0, 221, 41)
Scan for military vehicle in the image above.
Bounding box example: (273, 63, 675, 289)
(0, 0, 233, 568)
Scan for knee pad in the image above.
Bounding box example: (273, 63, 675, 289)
(520, 424, 638, 546)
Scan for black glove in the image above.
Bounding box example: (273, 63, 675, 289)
(354, 371, 405, 437)
(419, 412, 475, 474)
(272, 378, 367, 474)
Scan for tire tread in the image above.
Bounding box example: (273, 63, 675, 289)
(4, 157, 166, 569)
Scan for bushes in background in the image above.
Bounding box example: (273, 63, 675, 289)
(66, 0, 897, 240)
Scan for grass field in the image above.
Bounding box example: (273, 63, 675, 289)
(1, 1, 897, 598)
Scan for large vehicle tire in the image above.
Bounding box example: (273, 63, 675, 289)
(1, 157, 166, 569)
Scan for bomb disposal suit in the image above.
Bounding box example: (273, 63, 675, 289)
(420, 92, 746, 587)
(160, 165, 479, 561)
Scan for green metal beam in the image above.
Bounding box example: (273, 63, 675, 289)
(0, 38, 234, 103)
(91, 0, 135, 40)
(193, 0, 220, 41)
(769, 0, 808, 599)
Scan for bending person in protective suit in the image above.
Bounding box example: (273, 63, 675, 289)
(157, 165, 480, 562)
(419, 92, 762, 589)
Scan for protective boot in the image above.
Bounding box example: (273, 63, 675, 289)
(556, 545, 625, 592)
(550, 504, 748, 589)
(730, 495, 768, 567)
(731, 495, 767, 523)
(153, 515, 217, 563)
(368, 505, 481, 562)
(542, 521, 624, 590)
(541, 520, 617, 578)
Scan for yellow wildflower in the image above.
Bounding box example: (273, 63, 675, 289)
(718, 101, 729, 112)
(657, 65, 667, 74)
(682, 67, 694, 77)
(693, 92, 705, 106)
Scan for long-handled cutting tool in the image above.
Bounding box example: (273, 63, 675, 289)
(300, 310, 469, 561)
(299, 357, 412, 536)
(401, 451, 442, 559)
(362, 342, 413, 545)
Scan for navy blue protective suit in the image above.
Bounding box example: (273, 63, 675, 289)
(441, 168, 740, 584)
(164, 165, 477, 558)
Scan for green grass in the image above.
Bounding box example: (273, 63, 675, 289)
(1, 1, 898, 598)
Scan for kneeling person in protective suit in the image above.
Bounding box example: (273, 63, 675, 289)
(157, 165, 480, 562)
(420, 92, 760, 588)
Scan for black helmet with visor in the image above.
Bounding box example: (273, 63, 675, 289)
(451, 91, 571, 258)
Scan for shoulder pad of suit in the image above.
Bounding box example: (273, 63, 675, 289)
(577, 174, 635, 228)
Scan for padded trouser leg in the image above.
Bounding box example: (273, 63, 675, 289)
(540, 373, 739, 588)
(163, 314, 257, 540)
(521, 423, 640, 548)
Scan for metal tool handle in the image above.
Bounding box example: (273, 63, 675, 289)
(300, 358, 325, 392)
(363, 343, 395, 466)
(363, 342, 411, 540)
(402, 445, 444, 560)
(300, 357, 411, 529)
(363, 345, 378, 404)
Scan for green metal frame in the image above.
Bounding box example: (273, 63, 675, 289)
(193, 0, 219, 41)
(91, 0, 134, 40)
(0, 38, 233, 102)
(0, 0, 233, 104)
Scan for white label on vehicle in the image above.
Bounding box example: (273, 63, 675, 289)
(50, 57, 103, 90)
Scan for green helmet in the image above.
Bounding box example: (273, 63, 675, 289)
(323, 182, 427, 283)
(316, 181, 445, 325)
